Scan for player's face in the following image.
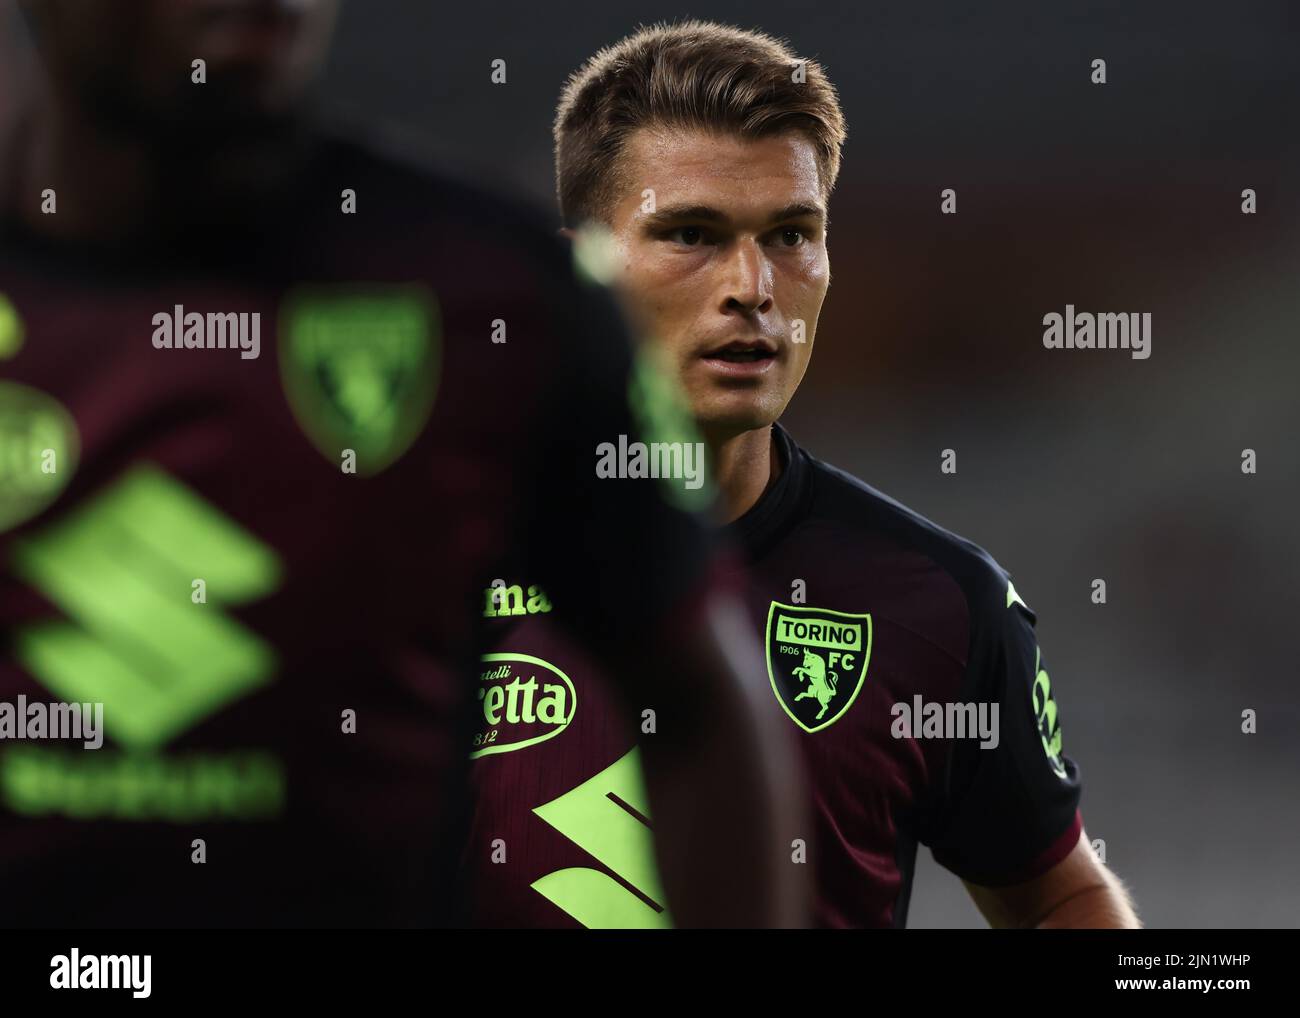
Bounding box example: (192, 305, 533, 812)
(25, 0, 338, 127)
(606, 127, 830, 439)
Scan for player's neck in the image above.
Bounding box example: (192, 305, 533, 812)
(7, 91, 157, 246)
(7, 89, 306, 249)
(708, 425, 782, 524)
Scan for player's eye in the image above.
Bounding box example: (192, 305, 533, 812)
(669, 226, 706, 246)
(775, 227, 806, 247)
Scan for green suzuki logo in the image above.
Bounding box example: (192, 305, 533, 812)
(11, 464, 282, 750)
(766, 602, 872, 733)
(531, 748, 671, 929)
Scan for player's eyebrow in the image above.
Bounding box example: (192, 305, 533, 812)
(640, 203, 729, 228)
(641, 201, 826, 230)
(767, 202, 826, 225)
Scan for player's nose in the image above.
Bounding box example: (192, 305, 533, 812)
(720, 237, 774, 316)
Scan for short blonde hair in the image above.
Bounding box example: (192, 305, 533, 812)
(554, 20, 847, 227)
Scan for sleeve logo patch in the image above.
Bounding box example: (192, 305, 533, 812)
(765, 602, 872, 733)
(1031, 647, 1068, 779)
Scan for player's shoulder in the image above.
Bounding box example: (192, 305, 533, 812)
(304, 121, 627, 371)
(306, 122, 622, 353)
(309, 120, 567, 265)
(799, 442, 1025, 624)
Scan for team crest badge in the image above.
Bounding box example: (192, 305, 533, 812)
(279, 287, 440, 475)
(765, 602, 872, 733)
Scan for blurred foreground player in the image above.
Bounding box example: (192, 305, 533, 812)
(464, 21, 1139, 928)
(0, 1, 805, 927)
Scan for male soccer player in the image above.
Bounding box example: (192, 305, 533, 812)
(463, 20, 1139, 928)
(0, 2, 805, 927)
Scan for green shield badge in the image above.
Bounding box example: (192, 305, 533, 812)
(765, 602, 872, 733)
(279, 287, 440, 475)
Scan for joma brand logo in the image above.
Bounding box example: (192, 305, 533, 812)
(483, 581, 552, 618)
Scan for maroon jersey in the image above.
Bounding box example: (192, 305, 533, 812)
(0, 134, 713, 926)
(464, 423, 1083, 928)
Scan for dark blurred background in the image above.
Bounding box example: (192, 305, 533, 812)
(7, 0, 1297, 927)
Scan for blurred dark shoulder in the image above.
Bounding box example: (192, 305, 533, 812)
(805, 447, 1025, 629)
(298, 113, 570, 274)
(0, 107, 575, 289)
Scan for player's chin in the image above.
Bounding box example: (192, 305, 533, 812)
(692, 389, 784, 439)
(202, 64, 311, 116)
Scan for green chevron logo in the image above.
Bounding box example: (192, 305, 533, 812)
(9, 463, 282, 750)
(531, 748, 672, 929)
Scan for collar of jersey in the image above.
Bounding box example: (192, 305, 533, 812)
(724, 421, 812, 559)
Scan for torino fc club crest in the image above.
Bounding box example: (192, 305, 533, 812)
(765, 603, 872, 733)
(279, 287, 440, 475)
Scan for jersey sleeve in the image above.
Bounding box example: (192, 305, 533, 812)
(924, 572, 1084, 887)
(514, 239, 722, 654)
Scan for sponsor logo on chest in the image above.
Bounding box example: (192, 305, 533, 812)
(471, 653, 575, 757)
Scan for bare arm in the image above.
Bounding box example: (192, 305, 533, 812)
(963, 828, 1141, 929)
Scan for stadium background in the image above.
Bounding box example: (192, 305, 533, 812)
(5, 1, 1297, 927)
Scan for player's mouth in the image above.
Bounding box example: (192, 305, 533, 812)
(698, 339, 780, 379)
(196, 0, 309, 61)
